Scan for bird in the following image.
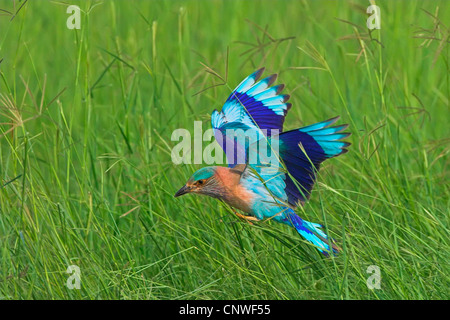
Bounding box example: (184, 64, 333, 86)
(174, 67, 350, 256)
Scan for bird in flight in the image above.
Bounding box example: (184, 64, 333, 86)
(175, 68, 350, 256)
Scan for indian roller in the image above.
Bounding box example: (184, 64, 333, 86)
(175, 68, 350, 256)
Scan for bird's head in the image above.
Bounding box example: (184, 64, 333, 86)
(174, 167, 222, 198)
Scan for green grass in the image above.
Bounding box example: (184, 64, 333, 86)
(0, 0, 449, 300)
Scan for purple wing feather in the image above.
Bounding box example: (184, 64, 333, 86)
(211, 68, 291, 166)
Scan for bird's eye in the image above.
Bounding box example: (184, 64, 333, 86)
(196, 179, 204, 185)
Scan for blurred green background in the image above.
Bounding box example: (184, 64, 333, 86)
(0, 0, 448, 299)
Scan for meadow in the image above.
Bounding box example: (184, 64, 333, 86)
(0, 0, 448, 299)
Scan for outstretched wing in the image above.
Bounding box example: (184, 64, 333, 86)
(211, 68, 291, 166)
(251, 116, 351, 208)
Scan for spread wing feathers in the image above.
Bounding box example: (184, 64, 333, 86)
(251, 116, 350, 207)
(279, 116, 351, 206)
(212, 67, 292, 135)
(211, 68, 292, 167)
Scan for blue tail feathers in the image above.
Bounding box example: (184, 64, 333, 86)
(283, 212, 339, 256)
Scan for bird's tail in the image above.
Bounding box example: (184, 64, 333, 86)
(284, 212, 339, 257)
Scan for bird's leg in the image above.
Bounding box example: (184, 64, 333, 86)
(233, 211, 259, 225)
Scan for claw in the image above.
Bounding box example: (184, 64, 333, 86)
(234, 211, 259, 225)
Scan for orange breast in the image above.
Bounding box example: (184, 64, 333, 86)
(215, 167, 254, 213)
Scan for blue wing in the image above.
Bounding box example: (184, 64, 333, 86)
(278, 116, 351, 206)
(246, 116, 350, 208)
(211, 68, 291, 166)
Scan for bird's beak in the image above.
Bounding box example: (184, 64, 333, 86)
(174, 184, 190, 197)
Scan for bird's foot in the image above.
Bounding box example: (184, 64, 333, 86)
(234, 211, 259, 225)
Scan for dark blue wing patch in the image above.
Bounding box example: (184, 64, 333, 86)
(279, 116, 351, 206)
(212, 68, 292, 137)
